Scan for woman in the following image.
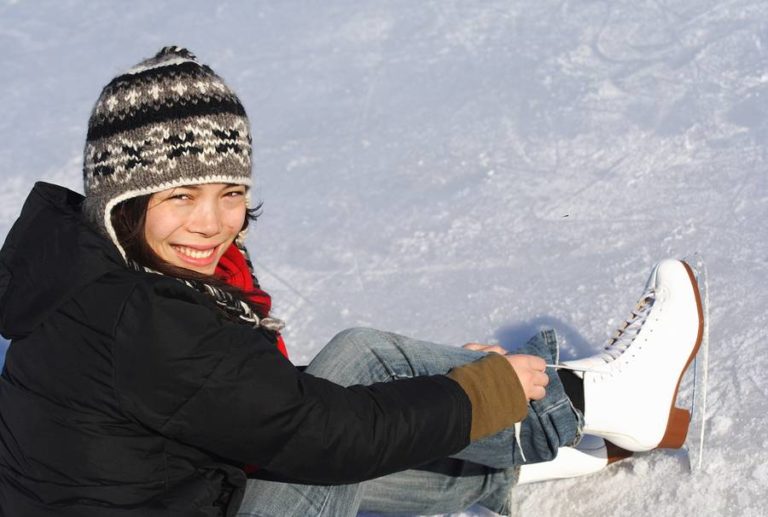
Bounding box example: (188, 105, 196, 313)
(0, 47, 703, 517)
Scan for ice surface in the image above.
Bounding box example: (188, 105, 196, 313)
(1, 0, 766, 515)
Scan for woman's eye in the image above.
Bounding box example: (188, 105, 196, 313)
(170, 193, 192, 201)
(225, 190, 245, 198)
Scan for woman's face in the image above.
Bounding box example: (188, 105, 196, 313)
(144, 183, 247, 275)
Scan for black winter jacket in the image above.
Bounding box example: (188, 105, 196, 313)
(0, 183, 472, 517)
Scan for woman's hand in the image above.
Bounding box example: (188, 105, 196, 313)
(463, 343, 549, 401)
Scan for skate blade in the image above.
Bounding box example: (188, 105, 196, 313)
(678, 253, 710, 472)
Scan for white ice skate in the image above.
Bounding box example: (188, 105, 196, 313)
(560, 259, 704, 452)
(516, 435, 632, 485)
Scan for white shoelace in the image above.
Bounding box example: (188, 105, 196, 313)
(548, 289, 656, 375)
(597, 289, 655, 364)
(514, 421, 527, 462)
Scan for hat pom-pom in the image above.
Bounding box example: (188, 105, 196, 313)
(155, 46, 197, 61)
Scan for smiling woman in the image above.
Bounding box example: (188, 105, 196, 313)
(0, 45, 704, 517)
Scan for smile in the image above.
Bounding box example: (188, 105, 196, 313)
(172, 245, 216, 260)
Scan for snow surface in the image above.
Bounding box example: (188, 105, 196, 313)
(1, 0, 766, 515)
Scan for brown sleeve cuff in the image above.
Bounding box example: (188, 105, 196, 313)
(446, 353, 528, 441)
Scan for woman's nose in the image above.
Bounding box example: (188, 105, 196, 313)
(187, 203, 222, 236)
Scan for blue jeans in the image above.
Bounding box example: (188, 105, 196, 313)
(237, 328, 582, 516)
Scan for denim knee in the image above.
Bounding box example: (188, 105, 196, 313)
(326, 327, 385, 351)
(306, 327, 391, 385)
(322, 327, 388, 364)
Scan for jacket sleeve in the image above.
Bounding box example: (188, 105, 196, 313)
(113, 280, 472, 484)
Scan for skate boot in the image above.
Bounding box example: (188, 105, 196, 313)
(560, 259, 704, 452)
(516, 435, 632, 485)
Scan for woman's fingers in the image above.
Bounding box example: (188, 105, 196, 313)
(505, 354, 550, 401)
(462, 343, 507, 355)
(529, 385, 547, 401)
(462, 346, 551, 400)
(535, 370, 550, 387)
(528, 369, 550, 397)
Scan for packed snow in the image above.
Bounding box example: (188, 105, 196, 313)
(1, 0, 766, 515)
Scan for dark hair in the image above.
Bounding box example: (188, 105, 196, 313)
(110, 194, 267, 318)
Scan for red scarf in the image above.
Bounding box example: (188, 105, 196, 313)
(215, 244, 288, 358)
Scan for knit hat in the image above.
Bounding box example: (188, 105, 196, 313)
(82, 46, 252, 256)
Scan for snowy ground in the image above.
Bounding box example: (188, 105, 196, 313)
(1, 0, 766, 515)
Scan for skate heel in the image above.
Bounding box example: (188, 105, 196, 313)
(658, 406, 690, 448)
(605, 442, 634, 464)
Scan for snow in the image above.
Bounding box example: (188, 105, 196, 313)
(1, 0, 766, 515)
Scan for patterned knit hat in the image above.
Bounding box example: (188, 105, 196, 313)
(82, 46, 252, 256)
